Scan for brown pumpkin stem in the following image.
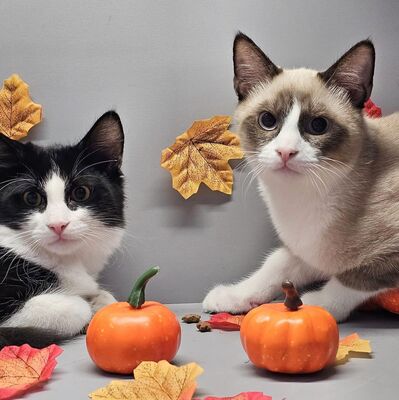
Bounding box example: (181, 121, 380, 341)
(127, 266, 160, 309)
(282, 280, 303, 311)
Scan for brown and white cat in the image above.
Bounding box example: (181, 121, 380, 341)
(203, 33, 399, 322)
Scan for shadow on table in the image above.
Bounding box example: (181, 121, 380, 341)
(244, 364, 341, 383)
(347, 310, 399, 329)
(82, 363, 132, 380)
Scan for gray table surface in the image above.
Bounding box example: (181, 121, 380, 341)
(27, 303, 399, 400)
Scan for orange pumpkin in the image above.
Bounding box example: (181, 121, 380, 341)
(86, 266, 181, 374)
(240, 281, 339, 374)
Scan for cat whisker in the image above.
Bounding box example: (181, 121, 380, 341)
(313, 161, 359, 187)
(319, 156, 357, 176)
(0, 179, 33, 193)
(235, 157, 251, 170)
(72, 148, 105, 178)
(242, 163, 266, 201)
(306, 170, 320, 196)
(306, 166, 328, 196)
(240, 163, 260, 195)
(305, 168, 323, 197)
(0, 253, 21, 285)
(312, 163, 346, 182)
(18, 163, 37, 183)
(74, 159, 118, 177)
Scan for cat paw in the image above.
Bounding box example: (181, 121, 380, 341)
(301, 292, 350, 322)
(90, 290, 117, 313)
(202, 285, 261, 314)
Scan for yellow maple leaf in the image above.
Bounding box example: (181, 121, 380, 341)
(336, 333, 372, 364)
(89, 360, 204, 400)
(161, 115, 244, 199)
(0, 74, 42, 140)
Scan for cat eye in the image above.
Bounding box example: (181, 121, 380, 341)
(71, 186, 91, 202)
(259, 112, 277, 131)
(23, 191, 42, 207)
(308, 117, 329, 135)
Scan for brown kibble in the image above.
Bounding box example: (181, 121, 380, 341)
(182, 314, 202, 324)
(196, 321, 212, 332)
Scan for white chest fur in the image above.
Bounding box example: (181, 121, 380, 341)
(0, 224, 124, 296)
(259, 177, 336, 272)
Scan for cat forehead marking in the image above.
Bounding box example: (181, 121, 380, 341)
(273, 100, 301, 147)
(235, 68, 349, 124)
(44, 172, 66, 205)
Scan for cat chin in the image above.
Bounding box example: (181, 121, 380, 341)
(262, 165, 307, 179)
(42, 238, 84, 256)
(258, 159, 309, 174)
(272, 166, 301, 174)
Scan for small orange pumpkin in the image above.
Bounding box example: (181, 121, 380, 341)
(240, 281, 339, 374)
(86, 266, 181, 374)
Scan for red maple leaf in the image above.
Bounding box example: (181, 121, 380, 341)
(0, 344, 63, 399)
(207, 313, 244, 331)
(200, 392, 272, 400)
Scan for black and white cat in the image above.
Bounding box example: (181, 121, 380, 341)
(0, 111, 125, 348)
(204, 33, 399, 321)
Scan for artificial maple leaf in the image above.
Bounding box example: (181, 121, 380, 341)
(0, 344, 63, 400)
(161, 116, 244, 199)
(335, 333, 372, 364)
(199, 392, 272, 400)
(370, 288, 399, 314)
(89, 360, 204, 400)
(0, 74, 42, 140)
(207, 313, 245, 331)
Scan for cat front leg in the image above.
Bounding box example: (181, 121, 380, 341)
(88, 289, 117, 313)
(0, 293, 92, 337)
(203, 247, 322, 314)
(56, 264, 100, 297)
(56, 265, 116, 312)
(301, 276, 379, 322)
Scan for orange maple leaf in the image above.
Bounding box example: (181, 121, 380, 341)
(0, 344, 63, 399)
(89, 360, 203, 400)
(364, 288, 399, 314)
(161, 116, 244, 199)
(0, 74, 42, 140)
(335, 333, 372, 364)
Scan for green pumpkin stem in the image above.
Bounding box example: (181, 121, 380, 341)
(127, 266, 160, 309)
(282, 280, 303, 311)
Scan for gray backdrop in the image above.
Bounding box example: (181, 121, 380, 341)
(1, 0, 398, 303)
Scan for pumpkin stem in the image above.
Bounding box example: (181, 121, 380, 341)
(127, 266, 160, 309)
(282, 280, 303, 311)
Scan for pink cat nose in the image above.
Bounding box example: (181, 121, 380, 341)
(47, 222, 69, 235)
(276, 149, 298, 163)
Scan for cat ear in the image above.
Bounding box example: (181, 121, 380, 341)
(81, 111, 124, 168)
(318, 40, 375, 108)
(233, 32, 281, 101)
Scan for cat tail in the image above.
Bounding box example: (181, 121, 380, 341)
(0, 327, 74, 350)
